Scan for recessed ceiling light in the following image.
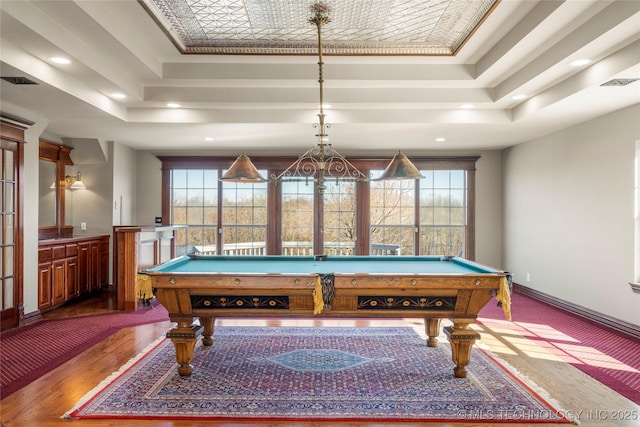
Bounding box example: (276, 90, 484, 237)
(50, 57, 71, 64)
(460, 103, 474, 109)
(435, 137, 446, 142)
(570, 59, 591, 67)
(111, 93, 126, 99)
(166, 102, 181, 108)
(204, 137, 214, 142)
(512, 94, 527, 100)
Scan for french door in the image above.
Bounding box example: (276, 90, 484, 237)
(1, 119, 26, 331)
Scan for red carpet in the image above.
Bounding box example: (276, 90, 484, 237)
(478, 292, 640, 405)
(0, 303, 168, 400)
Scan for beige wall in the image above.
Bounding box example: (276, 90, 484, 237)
(135, 151, 163, 225)
(23, 119, 48, 315)
(475, 151, 503, 268)
(502, 105, 639, 326)
(112, 142, 137, 226)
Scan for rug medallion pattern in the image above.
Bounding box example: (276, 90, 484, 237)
(68, 327, 571, 422)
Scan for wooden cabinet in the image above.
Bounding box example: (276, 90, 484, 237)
(51, 259, 66, 306)
(38, 235, 110, 312)
(66, 256, 78, 299)
(37, 249, 53, 311)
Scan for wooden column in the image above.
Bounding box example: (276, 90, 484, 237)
(113, 225, 187, 311)
(114, 227, 141, 311)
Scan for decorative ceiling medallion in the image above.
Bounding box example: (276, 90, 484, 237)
(140, 0, 498, 55)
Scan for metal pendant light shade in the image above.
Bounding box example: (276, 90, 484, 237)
(376, 151, 424, 180)
(220, 153, 266, 182)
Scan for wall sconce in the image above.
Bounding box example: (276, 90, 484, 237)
(65, 171, 87, 189)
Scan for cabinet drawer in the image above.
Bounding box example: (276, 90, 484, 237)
(39, 248, 52, 263)
(52, 245, 66, 260)
(66, 244, 78, 257)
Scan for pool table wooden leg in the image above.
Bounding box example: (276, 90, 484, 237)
(424, 317, 442, 347)
(166, 315, 203, 377)
(200, 316, 215, 346)
(444, 319, 480, 378)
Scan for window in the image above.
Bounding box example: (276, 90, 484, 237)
(161, 156, 477, 259)
(368, 169, 468, 256)
(323, 180, 356, 255)
(419, 170, 466, 256)
(171, 169, 218, 254)
(170, 168, 268, 255)
(369, 171, 415, 255)
(281, 181, 314, 255)
(222, 178, 268, 255)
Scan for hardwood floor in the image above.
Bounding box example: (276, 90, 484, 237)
(1, 292, 638, 427)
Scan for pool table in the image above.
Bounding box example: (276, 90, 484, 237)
(142, 255, 511, 378)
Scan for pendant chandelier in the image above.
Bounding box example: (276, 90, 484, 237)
(221, 1, 423, 193)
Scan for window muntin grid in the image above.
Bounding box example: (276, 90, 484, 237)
(281, 181, 314, 255)
(171, 169, 218, 254)
(323, 180, 356, 256)
(419, 170, 467, 256)
(369, 170, 416, 255)
(222, 177, 268, 255)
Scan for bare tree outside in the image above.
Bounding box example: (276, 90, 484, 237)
(419, 170, 466, 256)
(281, 181, 314, 254)
(222, 182, 268, 252)
(323, 181, 356, 255)
(171, 169, 218, 253)
(370, 173, 416, 255)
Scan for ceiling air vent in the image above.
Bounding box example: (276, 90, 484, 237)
(1, 76, 39, 85)
(600, 78, 639, 86)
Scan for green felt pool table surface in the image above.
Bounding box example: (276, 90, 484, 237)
(148, 255, 502, 275)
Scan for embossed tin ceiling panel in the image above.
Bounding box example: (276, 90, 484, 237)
(141, 0, 498, 55)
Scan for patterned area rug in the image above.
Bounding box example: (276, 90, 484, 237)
(66, 327, 573, 423)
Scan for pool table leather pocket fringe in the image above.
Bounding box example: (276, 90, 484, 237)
(497, 276, 512, 321)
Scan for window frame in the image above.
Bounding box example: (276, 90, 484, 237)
(159, 156, 478, 259)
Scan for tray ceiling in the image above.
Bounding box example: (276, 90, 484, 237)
(141, 0, 498, 55)
(1, 0, 638, 153)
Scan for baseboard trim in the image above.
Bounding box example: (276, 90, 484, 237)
(21, 309, 43, 326)
(514, 283, 640, 340)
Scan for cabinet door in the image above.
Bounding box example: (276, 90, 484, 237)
(99, 240, 109, 287)
(66, 256, 79, 299)
(89, 242, 100, 291)
(52, 259, 66, 305)
(77, 243, 90, 294)
(38, 263, 52, 310)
